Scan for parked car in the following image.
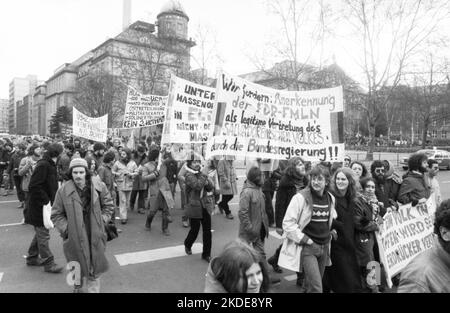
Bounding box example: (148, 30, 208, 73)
(401, 149, 450, 170)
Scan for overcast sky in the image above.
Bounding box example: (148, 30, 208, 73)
(1, 0, 449, 99)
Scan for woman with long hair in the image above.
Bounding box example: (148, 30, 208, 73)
(205, 239, 271, 293)
(323, 167, 362, 293)
(354, 177, 384, 293)
(268, 157, 308, 283)
(112, 148, 138, 224)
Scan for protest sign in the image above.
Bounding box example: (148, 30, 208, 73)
(122, 86, 166, 128)
(72, 107, 108, 142)
(161, 75, 215, 161)
(205, 71, 345, 161)
(376, 196, 436, 288)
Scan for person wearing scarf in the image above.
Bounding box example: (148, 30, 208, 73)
(353, 177, 384, 292)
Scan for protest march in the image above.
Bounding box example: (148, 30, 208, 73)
(2, 0, 450, 297)
(1, 68, 448, 295)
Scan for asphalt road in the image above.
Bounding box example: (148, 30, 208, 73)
(0, 167, 449, 293)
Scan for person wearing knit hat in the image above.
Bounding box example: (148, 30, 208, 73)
(69, 158, 88, 172)
(51, 154, 114, 293)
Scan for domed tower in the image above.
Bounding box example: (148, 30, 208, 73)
(157, 0, 189, 40)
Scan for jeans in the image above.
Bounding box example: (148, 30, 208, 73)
(218, 194, 233, 215)
(27, 226, 54, 267)
(301, 242, 329, 293)
(184, 207, 212, 258)
(13, 175, 25, 202)
(118, 190, 132, 220)
(130, 189, 147, 210)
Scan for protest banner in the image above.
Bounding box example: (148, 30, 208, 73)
(376, 196, 436, 288)
(161, 75, 215, 161)
(122, 86, 167, 128)
(72, 107, 108, 142)
(205, 71, 345, 161)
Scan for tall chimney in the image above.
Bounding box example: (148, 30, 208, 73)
(123, 0, 132, 30)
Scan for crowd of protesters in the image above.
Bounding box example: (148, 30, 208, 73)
(0, 135, 448, 293)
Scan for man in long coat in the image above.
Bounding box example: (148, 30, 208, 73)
(51, 158, 114, 293)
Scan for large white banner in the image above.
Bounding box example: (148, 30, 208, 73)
(376, 196, 437, 288)
(73, 107, 108, 142)
(205, 71, 345, 161)
(161, 75, 215, 160)
(122, 86, 166, 128)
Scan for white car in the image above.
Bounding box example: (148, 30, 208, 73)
(401, 149, 450, 170)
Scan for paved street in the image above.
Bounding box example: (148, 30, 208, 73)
(1, 166, 449, 293)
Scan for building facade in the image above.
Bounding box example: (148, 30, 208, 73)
(57, 1, 196, 129)
(44, 64, 78, 135)
(0, 99, 8, 133)
(9, 75, 38, 134)
(33, 84, 47, 136)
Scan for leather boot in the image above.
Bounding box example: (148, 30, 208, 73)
(145, 214, 154, 230)
(162, 216, 170, 236)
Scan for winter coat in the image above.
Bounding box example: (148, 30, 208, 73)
(185, 171, 213, 219)
(217, 159, 238, 195)
(18, 156, 38, 192)
(323, 193, 362, 293)
(0, 147, 11, 170)
(132, 155, 148, 190)
(204, 258, 228, 293)
(274, 174, 308, 228)
(398, 237, 450, 293)
(142, 161, 175, 211)
(51, 176, 114, 279)
(25, 155, 59, 227)
(7, 150, 25, 176)
(112, 160, 138, 191)
(165, 157, 179, 184)
(97, 164, 114, 193)
(398, 171, 431, 205)
(353, 197, 379, 267)
(238, 180, 269, 243)
(278, 188, 337, 272)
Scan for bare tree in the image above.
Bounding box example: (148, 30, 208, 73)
(189, 22, 224, 86)
(340, 0, 450, 159)
(250, 0, 337, 91)
(399, 54, 450, 148)
(74, 72, 126, 128)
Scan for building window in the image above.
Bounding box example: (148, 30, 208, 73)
(432, 130, 437, 138)
(442, 131, 447, 139)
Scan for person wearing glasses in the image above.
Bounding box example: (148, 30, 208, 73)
(354, 177, 384, 293)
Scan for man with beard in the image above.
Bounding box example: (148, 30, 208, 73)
(398, 153, 431, 206)
(93, 143, 106, 168)
(370, 160, 399, 216)
(51, 158, 114, 292)
(398, 199, 450, 293)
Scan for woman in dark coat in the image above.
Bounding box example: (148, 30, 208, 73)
(353, 177, 383, 293)
(323, 167, 362, 293)
(268, 157, 308, 284)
